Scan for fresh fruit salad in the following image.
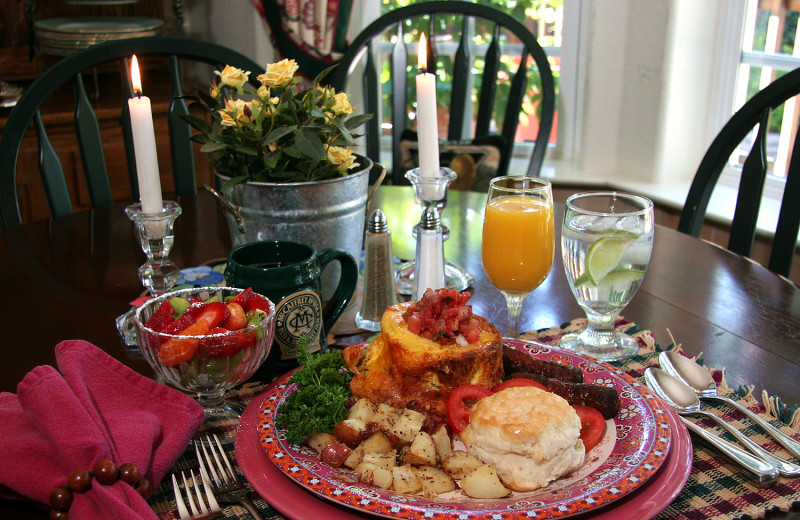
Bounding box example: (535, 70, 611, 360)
(134, 287, 275, 393)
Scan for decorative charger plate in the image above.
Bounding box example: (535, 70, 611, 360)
(257, 339, 672, 519)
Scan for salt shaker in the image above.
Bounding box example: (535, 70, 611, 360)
(356, 209, 398, 331)
(412, 206, 445, 301)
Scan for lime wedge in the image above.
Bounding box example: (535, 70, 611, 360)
(585, 236, 636, 285)
(596, 267, 645, 286)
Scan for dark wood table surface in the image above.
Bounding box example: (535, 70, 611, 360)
(2, 185, 799, 519)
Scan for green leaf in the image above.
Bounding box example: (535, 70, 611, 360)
(200, 142, 226, 153)
(264, 126, 296, 143)
(180, 114, 213, 134)
(220, 175, 250, 190)
(294, 130, 327, 160)
(344, 114, 373, 129)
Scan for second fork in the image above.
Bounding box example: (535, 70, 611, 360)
(196, 434, 266, 520)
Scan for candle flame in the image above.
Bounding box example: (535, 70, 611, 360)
(418, 33, 428, 72)
(131, 55, 142, 95)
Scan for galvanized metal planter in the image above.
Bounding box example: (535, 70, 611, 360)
(207, 156, 373, 298)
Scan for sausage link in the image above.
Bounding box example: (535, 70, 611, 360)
(502, 345, 584, 383)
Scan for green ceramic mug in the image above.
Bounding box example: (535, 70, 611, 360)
(224, 240, 358, 372)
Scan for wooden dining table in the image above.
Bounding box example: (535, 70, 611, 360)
(1, 185, 799, 519)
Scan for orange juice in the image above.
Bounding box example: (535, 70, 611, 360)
(482, 195, 554, 292)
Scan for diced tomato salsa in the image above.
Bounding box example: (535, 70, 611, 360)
(403, 288, 481, 345)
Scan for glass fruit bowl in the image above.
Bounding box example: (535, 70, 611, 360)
(133, 286, 276, 417)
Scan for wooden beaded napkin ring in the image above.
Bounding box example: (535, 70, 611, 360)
(49, 459, 152, 519)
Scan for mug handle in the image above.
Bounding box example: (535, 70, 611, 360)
(316, 248, 359, 334)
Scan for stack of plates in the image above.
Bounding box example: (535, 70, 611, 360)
(35, 17, 164, 56)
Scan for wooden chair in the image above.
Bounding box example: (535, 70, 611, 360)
(678, 67, 800, 278)
(330, 1, 555, 186)
(0, 36, 262, 228)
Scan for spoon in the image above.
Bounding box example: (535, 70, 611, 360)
(660, 350, 800, 460)
(678, 415, 778, 487)
(644, 367, 800, 477)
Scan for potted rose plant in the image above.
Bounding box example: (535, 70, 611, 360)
(183, 59, 374, 298)
(184, 59, 372, 187)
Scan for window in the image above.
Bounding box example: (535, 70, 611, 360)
(732, 0, 800, 189)
(372, 0, 568, 163)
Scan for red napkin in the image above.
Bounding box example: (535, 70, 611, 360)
(0, 339, 205, 519)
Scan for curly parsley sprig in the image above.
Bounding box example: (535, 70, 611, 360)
(275, 336, 353, 444)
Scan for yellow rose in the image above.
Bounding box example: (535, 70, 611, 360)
(257, 59, 299, 88)
(219, 110, 237, 127)
(220, 98, 254, 125)
(210, 85, 220, 98)
(325, 145, 356, 172)
(257, 85, 270, 100)
(215, 65, 250, 89)
(331, 92, 353, 116)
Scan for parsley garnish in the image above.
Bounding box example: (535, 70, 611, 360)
(275, 336, 353, 444)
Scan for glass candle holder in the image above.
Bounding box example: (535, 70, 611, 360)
(395, 167, 474, 296)
(125, 200, 182, 296)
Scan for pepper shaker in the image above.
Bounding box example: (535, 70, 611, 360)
(412, 206, 445, 301)
(356, 209, 398, 331)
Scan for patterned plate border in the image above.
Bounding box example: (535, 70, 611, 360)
(257, 339, 671, 520)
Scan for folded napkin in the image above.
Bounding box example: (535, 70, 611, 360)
(0, 339, 205, 519)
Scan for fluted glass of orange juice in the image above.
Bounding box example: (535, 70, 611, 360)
(482, 176, 554, 337)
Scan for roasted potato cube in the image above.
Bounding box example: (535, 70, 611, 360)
(404, 431, 436, 466)
(414, 466, 455, 497)
(306, 432, 337, 454)
(391, 465, 422, 494)
(430, 425, 452, 463)
(360, 432, 394, 454)
(333, 418, 367, 447)
(369, 403, 400, 430)
(355, 462, 393, 490)
(391, 409, 426, 445)
(348, 398, 377, 423)
(362, 451, 397, 470)
(320, 440, 351, 467)
(342, 443, 365, 469)
(460, 464, 511, 499)
(441, 451, 484, 480)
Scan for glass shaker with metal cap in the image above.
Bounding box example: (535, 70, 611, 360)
(356, 209, 398, 331)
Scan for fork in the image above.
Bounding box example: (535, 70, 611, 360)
(171, 468, 224, 520)
(196, 434, 266, 520)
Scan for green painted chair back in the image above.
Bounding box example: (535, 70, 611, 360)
(0, 36, 262, 228)
(678, 67, 800, 278)
(330, 1, 555, 185)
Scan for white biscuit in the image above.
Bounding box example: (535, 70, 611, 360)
(460, 386, 585, 491)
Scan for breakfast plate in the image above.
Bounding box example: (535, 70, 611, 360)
(250, 340, 673, 519)
(236, 382, 690, 520)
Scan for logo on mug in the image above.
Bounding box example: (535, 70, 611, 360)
(274, 290, 322, 359)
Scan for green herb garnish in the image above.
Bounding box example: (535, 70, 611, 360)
(275, 336, 353, 444)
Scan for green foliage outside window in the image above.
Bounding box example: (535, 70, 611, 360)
(378, 0, 561, 142)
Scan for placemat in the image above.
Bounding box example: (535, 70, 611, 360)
(521, 317, 800, 520)
(148, 318, 800, 520)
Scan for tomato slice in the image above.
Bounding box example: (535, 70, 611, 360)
(491, 378, 548, 393)
(573, 405, 605, 451)
(446, 385, 493, 435)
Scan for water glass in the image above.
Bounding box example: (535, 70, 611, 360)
(560, 192, 654, 361)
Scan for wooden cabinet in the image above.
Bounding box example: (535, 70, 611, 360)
(0, 1, 212, 224)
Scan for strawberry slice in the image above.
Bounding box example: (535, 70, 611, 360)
(192, 302, 230, 329)
(200, 327, 255, 358)
(245, 293, 271, 313)
(145, 300, 175, 332)
(162, 314, 195, 335)
(228, 287, 253, 307)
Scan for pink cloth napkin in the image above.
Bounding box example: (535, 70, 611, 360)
(0, 339, 205, 519)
